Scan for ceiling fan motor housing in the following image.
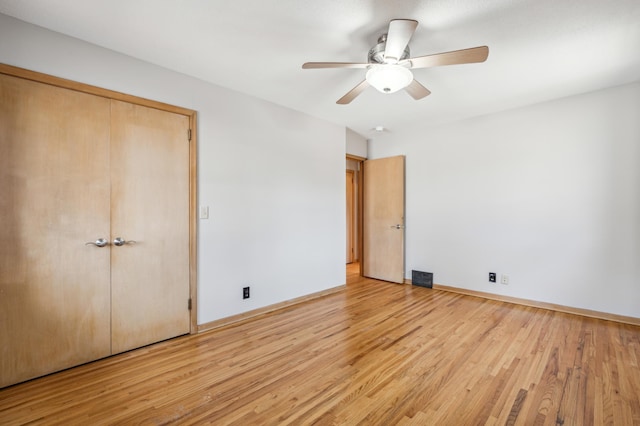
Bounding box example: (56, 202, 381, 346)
(368, 34, 410, 64)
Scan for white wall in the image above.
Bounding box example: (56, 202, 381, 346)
(369, 82, 640, 318)
(0, 14, 346, 324)
(346, 128, 367, 158)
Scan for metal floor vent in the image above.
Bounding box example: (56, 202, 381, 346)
(412, 270, 433, 288)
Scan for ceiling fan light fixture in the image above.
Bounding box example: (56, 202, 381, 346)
(365, 65, 413, 94)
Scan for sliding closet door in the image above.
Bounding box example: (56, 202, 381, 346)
(0, 74, 112, 387)
(110, 100, 191, 354)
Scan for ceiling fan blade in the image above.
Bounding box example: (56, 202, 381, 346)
(409, 46, 489, 69)
(384, 19, 418, 63)
(337, 80, 370, 104)
(404, 79, 431, 100)
(302, 62, 369, 69)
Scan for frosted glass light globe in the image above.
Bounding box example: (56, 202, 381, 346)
(366, 65, 413, 93)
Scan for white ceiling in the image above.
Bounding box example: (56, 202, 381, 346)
(1, 0, 639, 137)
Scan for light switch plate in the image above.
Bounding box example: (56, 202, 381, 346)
(199, 206, 209, 219)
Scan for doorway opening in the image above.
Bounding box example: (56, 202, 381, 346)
(346, 154, 365, 282)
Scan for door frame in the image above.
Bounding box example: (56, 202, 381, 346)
(0, 63, 199, 334)
(346, 154, 365, 277)
(346, 169, 355, 264)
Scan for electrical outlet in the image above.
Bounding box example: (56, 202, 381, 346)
(501, 274, 509, 285)
(243, 286, 250, 299)
(489, 272, 496, 283)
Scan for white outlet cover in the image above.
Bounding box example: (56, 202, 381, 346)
(501, 274, 509, 285)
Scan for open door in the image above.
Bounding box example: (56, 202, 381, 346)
(362, 155, 405, 283)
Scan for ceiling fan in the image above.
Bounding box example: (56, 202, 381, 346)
(302, 19, 489, 104)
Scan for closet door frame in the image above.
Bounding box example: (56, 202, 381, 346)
(0, 63, 199, 334)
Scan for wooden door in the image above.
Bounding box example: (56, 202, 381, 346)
(346, 170, 355, 264)
(362, 156, 405, 283)
(0, 74, 112, 387)
(110, 100, 191, 354)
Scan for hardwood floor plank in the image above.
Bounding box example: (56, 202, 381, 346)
(1, 266, 639, 425)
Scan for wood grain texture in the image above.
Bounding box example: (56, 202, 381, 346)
(431, 283, 640, 327)
(363, 155, 405, 283)
(1, 265, 639, 425)
(0, 73, 112, 387)
(0, 65, 199, 387)
(0, 63, 195, 116)
(188, 113, 198, 333)
(346, 170, 355, 263)
(110, 100, 191, 354)
(197, 285, 346, 333)
(0, 63, 199, 332)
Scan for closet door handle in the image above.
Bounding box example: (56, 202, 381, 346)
(85, 238, 109, 247)
(113, 237, 137, 246)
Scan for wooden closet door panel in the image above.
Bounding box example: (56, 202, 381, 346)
(110, 100, 190, 354)
(0, 74, 112, 387)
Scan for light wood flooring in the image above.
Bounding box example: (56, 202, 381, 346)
(1, 263, 639, 425)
